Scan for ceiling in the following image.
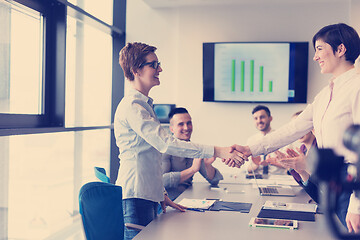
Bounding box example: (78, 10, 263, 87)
(142, 0, 346, 8)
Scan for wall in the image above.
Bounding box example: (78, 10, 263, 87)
(126, 0, 354, 173)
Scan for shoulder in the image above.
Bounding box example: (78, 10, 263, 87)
(350, 71, 360, 88)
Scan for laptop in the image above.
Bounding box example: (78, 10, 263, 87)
(250, 162, 296, 197)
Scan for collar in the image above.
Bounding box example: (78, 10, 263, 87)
(331, 68, 357, 88)
(126, 87, 154, 107)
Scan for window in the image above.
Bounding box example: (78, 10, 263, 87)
(65, 15, 112, 127)
(0, 1, 44, 115)
(67, 0, 113, 25)
(0, 0, 126, 239)
(6, 129, 110, 239)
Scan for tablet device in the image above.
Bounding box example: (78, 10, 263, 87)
(249, 217, 298, 229)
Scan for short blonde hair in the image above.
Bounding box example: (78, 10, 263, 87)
(119, 42, 157, 81)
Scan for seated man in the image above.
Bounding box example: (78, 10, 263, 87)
(245, 105, 288, 175)
(162, 107, 223, 200)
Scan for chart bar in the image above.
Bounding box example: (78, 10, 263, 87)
(241, 61, 245, 92)
(269, 81, 273, 92)
(250, 60, 254, 92)
(259, 66, 264, 92)
(231, 60, 235, 92)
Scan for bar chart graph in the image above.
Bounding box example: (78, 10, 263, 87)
(230, 60, 273, 93)
(214, 43, 290, 102)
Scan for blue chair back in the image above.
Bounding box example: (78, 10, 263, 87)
(79, 182, 124, 240)
(94, 166, 110, 183)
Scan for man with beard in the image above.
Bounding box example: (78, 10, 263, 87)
(246, 105, 287, 175)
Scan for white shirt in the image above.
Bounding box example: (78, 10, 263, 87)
(249, 68, 360, 213)
(114, 88, 214, 202)
(246, 129, 288, 175)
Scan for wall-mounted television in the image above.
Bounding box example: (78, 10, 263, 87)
(203, 42, 308, 103)
(153, 104, 176, 123)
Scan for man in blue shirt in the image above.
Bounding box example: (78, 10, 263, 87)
(162, 107, 223, 200)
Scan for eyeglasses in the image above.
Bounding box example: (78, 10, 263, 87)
(140, 61, 161, 69)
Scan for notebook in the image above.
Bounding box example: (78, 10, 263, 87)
(250, 162, 296, 197)
(209, 201, 252, 213)
(177, 198, 216, 210)
(257, 200, 317, 221)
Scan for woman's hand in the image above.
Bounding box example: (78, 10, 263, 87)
(218, 145, 250, 168)
(278, 148, 307, 172)
(160, 194, 186, 213)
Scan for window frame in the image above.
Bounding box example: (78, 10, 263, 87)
(0, 0, 65, 128)
(0, 0, 125, 131)
(1, 1, 126, 237)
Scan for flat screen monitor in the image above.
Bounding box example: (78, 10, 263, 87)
(153, 104, 176, 123)
(203, 42, 308, 103)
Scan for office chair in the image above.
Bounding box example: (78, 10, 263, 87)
(79, 182, 144, 240)
(94, 166, 110, 183)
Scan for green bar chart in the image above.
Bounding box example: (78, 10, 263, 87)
(230, 60, 272, 93)
(241, 61, 245, 92)
(231, 60, 235, 92)
(214, 43, 290, 102)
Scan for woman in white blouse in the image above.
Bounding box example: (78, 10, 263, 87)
(115, 42, 245, 240)
(227, 23, 360, 232)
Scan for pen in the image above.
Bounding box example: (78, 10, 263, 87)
(186, 208, 205, 212)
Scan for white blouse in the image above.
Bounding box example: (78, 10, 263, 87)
(114, 88, 214, 202)
(249, 68, 360, 213)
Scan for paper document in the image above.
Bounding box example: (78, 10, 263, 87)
(178, 198, 216, 209)
(263, 200, 317, 213)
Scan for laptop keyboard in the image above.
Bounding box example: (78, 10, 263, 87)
(261, 187, 279, 194)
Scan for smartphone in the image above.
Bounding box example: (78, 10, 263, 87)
(249, 217, 298, 229)
(246, 173, 263, 179)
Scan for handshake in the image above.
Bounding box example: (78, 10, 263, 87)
(214, 145, 252, 168)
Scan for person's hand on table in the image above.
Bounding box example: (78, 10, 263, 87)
(160, 194, 186, 213)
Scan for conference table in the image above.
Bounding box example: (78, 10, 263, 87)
(134, 174, 341, 240)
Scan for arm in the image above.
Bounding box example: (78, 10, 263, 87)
(346, 84, 360, 232)
(162, 155, 202, 188)
(203, 157, 216, 180)
(127, 102, 245, 164)
(199, 157, 223, 185)
(162, 154, 182, 189)
(247, 156, 261, 173)
(127, 102, 214, 159)
(249, 104, 314, 157)
(179, 158, 201, 183)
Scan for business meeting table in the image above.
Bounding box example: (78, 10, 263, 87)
(134, 173, 345, 240)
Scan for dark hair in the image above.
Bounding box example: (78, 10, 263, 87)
(168, 107, 189, 120)
(119, 42, 157, 81)
(312, 23, 360, 64)
(252, 105, 271, 117)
